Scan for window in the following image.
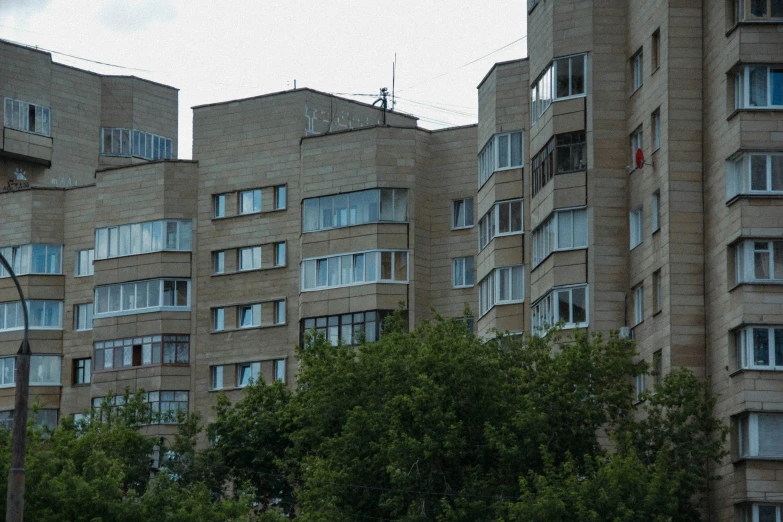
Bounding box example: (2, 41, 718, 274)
(301, 310, 394, 347)
(531, 285, 589, 333)
(478, 199, 524, 251)
(94, 335, 188, 371)
(0, 409, 58, 431)
(652, 109, 661, 151)
(213, 308, 225, 331)
(736, 326, 783, 369)
(0, 301, 62, 332)
(633, 284, 644, 325)
(478, 131, 524, 186)
(213, 251, 225, 274)
(75, 249, 94, 277)
(237, 362, 261, 387)
(735, 240, 783, 283)
(652, 29, 661, 70)
(275, 359, 286, 383)
(632, 49, 643, 91)
(275, 185, 287, 210)
(73, 358, 92, 385)
(452, 198, 474, 229)
(531, 54, 587, 124)
(735, 0, 783, 21)
(211, 366, 224, 390)
(94, 220, 192, 260)
(3, 97, 51, 136)
(726, 152, 783, 199)
(275, 242, 286, 266)
(0, 357, 15, 387)
(30, 355, 61, 385)
(238, 303, 262, 328)
(555, 132, 586, 174)
(238, 246, 262, 271)
(0, 244, 62, 277)
(303, 188, 408, 233)
(456, 316, 475, 333)
(653, 269, 662, 313)
(737, 503, 783, 522)
(532, 207, 588, 267)
(94, 279, 190, 317)
(652, 350, 663, 389)
(629, 206, 643, 249)
(452, 257, 475, 288)
(479, 265, 525, 316)
(239, 189, 262, 214)
(738, 412, 783, 458)
(735, 65, 783, 109)
(275, 300, 286, 325)
(532, 139, 555, 196)
(146, 391, 188, 424)
(630, 127, 644, 168)
(635, 373, 645, 401)
(301, 250, 409, 291)
(74, 303, 93, 331)
(212, 194, 226, 218)
(651, 191, 660, 233)
(100, 128, 172, 160)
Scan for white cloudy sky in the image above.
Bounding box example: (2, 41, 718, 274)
(0, 0, 527, 159)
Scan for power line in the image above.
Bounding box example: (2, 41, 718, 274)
(0, 37, 151, 72)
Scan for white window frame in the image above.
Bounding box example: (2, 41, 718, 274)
(478, 199, 524, 251)
(238, 246, 262, 271)
(736, 240, 783, 283)
(736, 326, 783, 370)
(531, 284, 589, 334)
(652, 109, 661, 150)
(74, 303, 93, 332)
(94, 220, 192, 260)
(211, 365, 224, 390)
(632, 49, 644, 91)
(237, 362, 261, 388)
(239, 189, 262, 215)
(274, 300, 286, 325)
(738, 412, 783, 458)
(213, 251, 225, 274)
(630, 127, 644, 167)
(274, 359, 286, 383)
(531, 53, 587, 125)
(452, 257, 475, 288)
(30, 355, 61, 386)
(301, 249, 409, 291)
(531, 207, 588, 267)
(0, 244, 62, 278)
(212, 308, 225, 332)
(635, 373, 645, 401)
(726, 152, 783, 200)
(629, 206, 643, 249)
(0, 300, 63, 332)
(735, 65, 783, 109)
(74, 249, 94, 277)
(633, 284, 644, 325)
(735, 0, 783, 20)
(478, 131, 525, 187)
(275, 185, 287, 210)
(452, 198, 475, 229)
(213, 194, 226, 218)
(0, 357, 15, 387)
(274, 242, 286, 267)
(653, 269, 663, 313)
(100, 127, 172, 160)
(651, 191, 660, 233)
(238, 303, 262, 328)
(93, 279, 190, 318)
(3, 97, 51, 137)
(478, 265, 525, 317)
(302, 188, 409, 233)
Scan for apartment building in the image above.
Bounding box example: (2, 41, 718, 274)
(1, 0, 782, 516)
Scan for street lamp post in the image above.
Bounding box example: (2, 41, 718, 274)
(0, 253, 31, 522)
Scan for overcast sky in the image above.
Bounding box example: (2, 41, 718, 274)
(0, 0, 527, 159)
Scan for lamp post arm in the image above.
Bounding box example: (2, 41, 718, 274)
(0, 252, 32, 522)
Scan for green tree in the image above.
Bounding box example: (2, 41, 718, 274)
(208, 312, 726, 521)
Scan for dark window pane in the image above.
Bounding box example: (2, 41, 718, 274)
(754, 328, 770, 365)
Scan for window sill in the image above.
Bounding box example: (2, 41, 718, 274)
(213, 265, 286, 277)
(301, 280, 409, 293)
(729, 367, 783, 377)
(94, 363, 190, 374)
(531, 246, 588, 272)
(73, 328, 93, 333)
(94, 306, 190, 319)
(478, 299, 525, 319)
(728, 108, 783, 122)
(0, 327, 63, 333)
(630, 242, 643, 251)
(726, 19, 783, 37)
(3, 126, 51, 139)
(726, 193, 783, 207)
(452, 284, 475, 290)
(652, 310, 662, 318)
(303, 220, 410, 234)
(732, 456, 783, 466)
(212, 207, 287, 222)
(95, 249, 191, 262)
(211, 322, 287, 334)
(630, 86, 642, 98)
(74, 274, 94, 278)
(451, 225, 474, 231)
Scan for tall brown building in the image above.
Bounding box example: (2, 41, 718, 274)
(1, 0, 782, 515)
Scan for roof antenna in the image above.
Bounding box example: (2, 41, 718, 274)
(392, 53, 396, 112)
(294, 79, 297, 89)
(372, 87, 389, 125)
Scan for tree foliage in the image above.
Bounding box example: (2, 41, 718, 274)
(207, 312, 727, 521)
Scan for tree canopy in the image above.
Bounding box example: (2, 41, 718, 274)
(203, 313, 727, 522)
